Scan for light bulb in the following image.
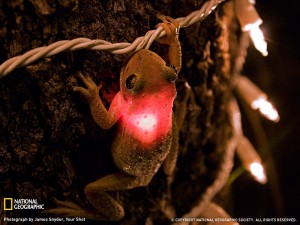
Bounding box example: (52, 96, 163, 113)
(250, 162, 267, 184)
(252, 97, 280, 122)
(249, 26, 268, 56)
(236, 136, 268, 184)
(234, 0, 268, 56)
(235, 76, 280, 122)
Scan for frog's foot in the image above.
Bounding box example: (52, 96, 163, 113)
(73, 72, 102, 103)
(43, 198, 108, 221)
(156, 15, 182, 73)
(156, 14, 180, 45)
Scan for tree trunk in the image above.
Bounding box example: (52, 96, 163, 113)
(0, 1, 236, 224)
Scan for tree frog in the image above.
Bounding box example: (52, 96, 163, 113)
(47, 15, 185, 221)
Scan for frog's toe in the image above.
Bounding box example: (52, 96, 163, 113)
(157, 22, 172, 34)
(157, 14, 179, 28)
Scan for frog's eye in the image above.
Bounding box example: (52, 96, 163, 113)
(126, 74, 137, 90)
(166, 63, 177, 74)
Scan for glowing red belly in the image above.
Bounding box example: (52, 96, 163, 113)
(111, 94, 175, 176)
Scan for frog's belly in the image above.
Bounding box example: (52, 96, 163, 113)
(111, 131, 172, 177)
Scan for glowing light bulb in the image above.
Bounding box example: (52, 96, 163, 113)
(249, 26, 268, 56)
(252, 97, 280, 122)
(250, 162, 267, 184)
(243, 19, 262, 32)
(235, 76, 280, 122)
(234, 0, 268, 56)
(236, 136, 268, 184)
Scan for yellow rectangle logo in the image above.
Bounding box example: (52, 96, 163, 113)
(4, 198, 13, 210)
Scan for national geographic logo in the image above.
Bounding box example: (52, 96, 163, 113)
(3, 198, 44, 210)
(3, 198, 13, 210)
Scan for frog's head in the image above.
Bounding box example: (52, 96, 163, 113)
(120, 49, 177, 100)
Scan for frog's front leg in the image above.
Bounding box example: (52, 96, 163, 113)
(157, 15, 182, 73)
(73, 73, 122, 129)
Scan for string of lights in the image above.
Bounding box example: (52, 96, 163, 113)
(0, 0, 225, 78)
(232, 0, 279, 123)
(232, 0, 278, 187)
(230, 98, 267, 184)
(178, 0, 280, 220)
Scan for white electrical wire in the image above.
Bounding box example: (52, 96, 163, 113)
(175, 100, 237, 225)
(0, 0, 225, 78)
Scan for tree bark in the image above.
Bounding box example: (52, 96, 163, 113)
(0, 1, 235, 224)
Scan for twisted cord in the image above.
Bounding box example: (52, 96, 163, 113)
(0, 0, 225, 78)
(176, 99, 238, 225)
(232, 31, 250, 78)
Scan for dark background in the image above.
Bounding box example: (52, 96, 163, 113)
(231, 0, 300, 222)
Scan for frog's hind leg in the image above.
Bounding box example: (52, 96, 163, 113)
(45, 172, 141, 221)
(163, 82, 191, 177)
(84, 171, 141, 221)
(174, 82, 191, 129)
